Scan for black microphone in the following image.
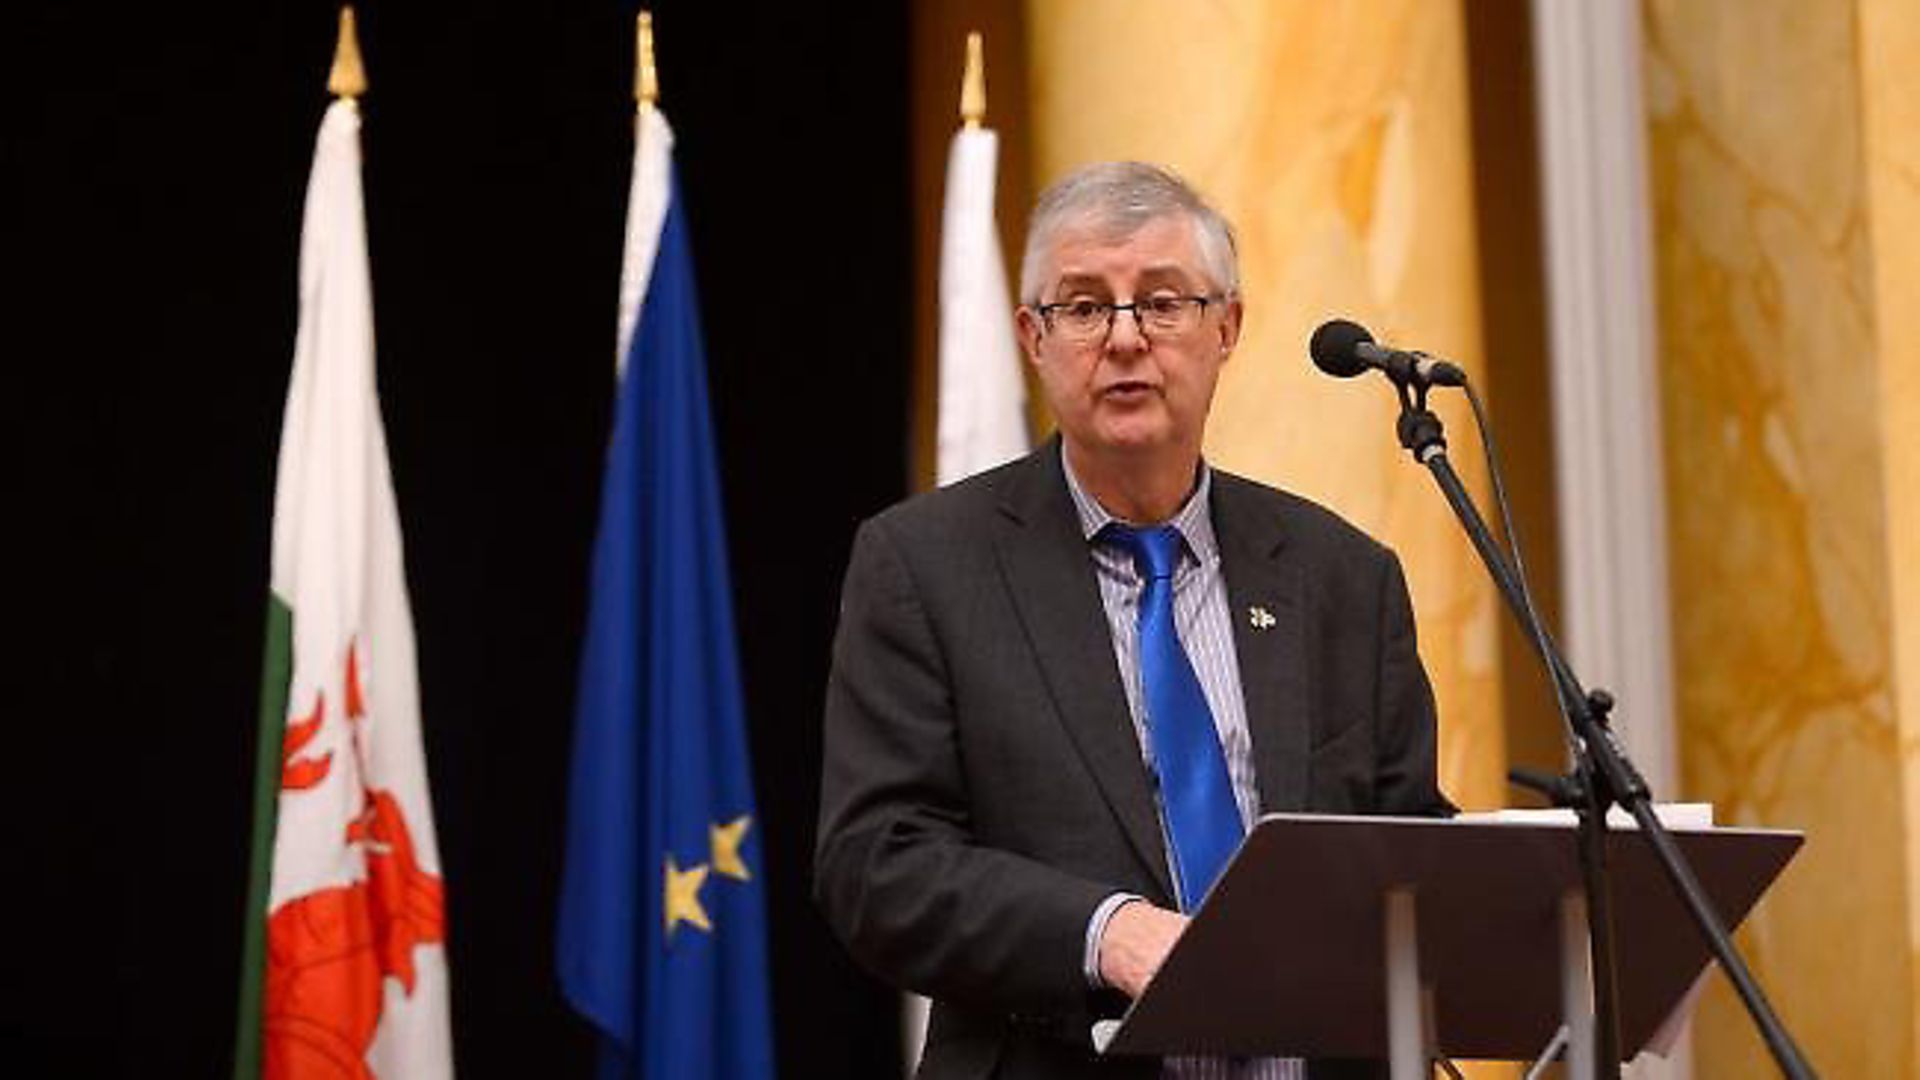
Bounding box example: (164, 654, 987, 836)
(1309, 318, 1466, 388)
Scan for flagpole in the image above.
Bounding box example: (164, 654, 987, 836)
(960, 30, 985, 130)
(329, 5, 367, 102)
(635, 11, 658, 108)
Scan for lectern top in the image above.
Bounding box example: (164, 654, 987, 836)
(1100, 813, 1800, 1061)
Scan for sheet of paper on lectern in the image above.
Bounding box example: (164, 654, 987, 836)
(1456, 802, 1714, 830)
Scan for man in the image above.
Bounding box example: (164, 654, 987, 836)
(816, 162, 1452, 1079)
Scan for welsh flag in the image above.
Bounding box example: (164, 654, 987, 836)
(234, 98, 454, 1080)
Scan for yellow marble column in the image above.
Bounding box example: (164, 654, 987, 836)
(1022, 0, 1507, 811)
(1643, 0, 1919, 1073)
(1859, 0, 1920, 1062)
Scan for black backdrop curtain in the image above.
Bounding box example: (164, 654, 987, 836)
(17, 2, 909, 1075)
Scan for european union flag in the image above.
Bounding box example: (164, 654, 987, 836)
(557, 105, 775, 1080)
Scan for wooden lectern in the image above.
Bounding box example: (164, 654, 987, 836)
(1095, 812, 1800, 1078)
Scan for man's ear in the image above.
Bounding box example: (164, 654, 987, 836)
(1216, 296, 1244, 359)
(1015, 306, 1046, 365)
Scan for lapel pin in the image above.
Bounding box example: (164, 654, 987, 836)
(1249, 605, 1276, 630)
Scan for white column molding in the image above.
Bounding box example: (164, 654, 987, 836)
(1529, 1, 1685, 1071)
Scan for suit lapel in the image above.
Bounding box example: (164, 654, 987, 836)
(993, 444, 1174, 900)
(1212, 474, 1311, 813)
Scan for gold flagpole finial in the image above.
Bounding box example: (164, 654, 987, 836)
(960, 31, 986, 129)
(636, 11, 659, 108)
(328, 6, 368, 100)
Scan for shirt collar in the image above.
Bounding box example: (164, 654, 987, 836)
(1060, 448, 1219, 566)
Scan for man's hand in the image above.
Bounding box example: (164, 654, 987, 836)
(1096, 900, 1188, 999)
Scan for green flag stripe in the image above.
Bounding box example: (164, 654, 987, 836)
(233, 595, 293, 1079)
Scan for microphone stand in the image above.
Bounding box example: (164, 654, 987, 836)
(1386, 378, 1816, 1080)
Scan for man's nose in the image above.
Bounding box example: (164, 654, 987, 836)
(1105, 305, 1149, 353)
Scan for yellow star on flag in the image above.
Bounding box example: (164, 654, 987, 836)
(663, 856, 712, 937)
(711, 815, 753, 882)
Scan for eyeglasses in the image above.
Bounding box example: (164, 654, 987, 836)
(1034, 294, 1223, 344)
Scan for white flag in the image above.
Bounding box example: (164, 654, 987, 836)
(907, 121, 1033, 1074)
(936, 126, 1028, 486)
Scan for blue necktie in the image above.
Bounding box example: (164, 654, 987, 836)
(1103, 523, 1245, 911)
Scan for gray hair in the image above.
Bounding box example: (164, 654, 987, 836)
(1018, 161, 1240, 304)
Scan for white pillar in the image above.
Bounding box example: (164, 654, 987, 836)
(1530, 1, 1686, 1076)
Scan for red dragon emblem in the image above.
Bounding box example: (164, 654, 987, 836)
(262, 643, 445, 1080)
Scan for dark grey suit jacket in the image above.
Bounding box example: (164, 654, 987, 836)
(815, 442, 1452, 1079)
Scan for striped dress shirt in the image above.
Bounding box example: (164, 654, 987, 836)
(1063, 457, 1303, 1080)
